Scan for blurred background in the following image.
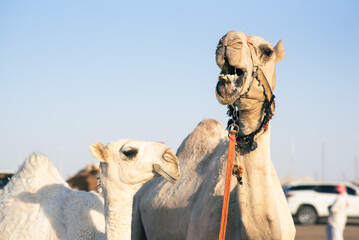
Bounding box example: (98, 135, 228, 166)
(1, 0, 358, 183)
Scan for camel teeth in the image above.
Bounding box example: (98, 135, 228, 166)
(218, 74, 237, 82)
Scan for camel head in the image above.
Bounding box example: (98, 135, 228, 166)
(215, 31, 285, 106)
(89, 139, 180, 188)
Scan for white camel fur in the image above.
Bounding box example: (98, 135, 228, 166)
(0, 139, 180, 240)
(133, 31, 296, 239)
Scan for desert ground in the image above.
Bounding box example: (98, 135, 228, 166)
(295, 219, 359, 240)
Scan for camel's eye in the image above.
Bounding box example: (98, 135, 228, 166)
(121, 148, 138, 158)
(263, 48, 273, 57)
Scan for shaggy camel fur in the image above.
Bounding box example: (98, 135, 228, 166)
(132, 31, 295, 239)
(0, 139, 180, 240)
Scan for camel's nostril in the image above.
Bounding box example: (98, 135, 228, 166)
(163, 149, 178, 163)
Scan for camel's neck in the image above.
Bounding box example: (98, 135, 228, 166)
(234, 102, 282, 239)
(102, 182, 139, 240)
(236, 98, 265, 136)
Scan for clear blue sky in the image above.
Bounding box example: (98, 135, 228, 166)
(1, 0, 358, 181)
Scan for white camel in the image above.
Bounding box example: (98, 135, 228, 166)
(132, 31, 296, 239)
(0, 139, 180, 240)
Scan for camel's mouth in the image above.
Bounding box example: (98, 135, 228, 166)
(216, 66, 247, 105)
(153, 164, 180, 184)
(153, 150, 180, 184)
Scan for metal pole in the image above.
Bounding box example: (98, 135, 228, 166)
(321, 141, 325, 181)
(354, 139, 358, 180)
(290, 137, 295, 177)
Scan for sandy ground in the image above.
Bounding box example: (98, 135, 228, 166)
(295, 219, 359, 240)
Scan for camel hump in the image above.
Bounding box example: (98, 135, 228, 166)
(176, 119, 227, 165)
(191, 119, 227, 143)
(196, 119, 226, 136)
(2, 153, 66, 194)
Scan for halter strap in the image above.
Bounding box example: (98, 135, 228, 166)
(245, 34, 252, 45)
(255, 67, 275, 114)
(245, 34, 275, 114)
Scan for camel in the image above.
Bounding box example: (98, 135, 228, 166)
(0, 139, 180, 240)
(132, 31, 296, 239)
(67, 162, 100, 192)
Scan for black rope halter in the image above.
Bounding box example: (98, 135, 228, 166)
(227, 94, 275, 152)
(224, 35, 276, 152)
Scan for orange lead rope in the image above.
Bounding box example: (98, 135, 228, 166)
(219, 130, 237, 240)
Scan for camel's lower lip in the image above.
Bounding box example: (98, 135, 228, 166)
(215, 73, 244, 102)
(216, 82, 236, 98)
(215, 85, 239, 106)
(153, 164, 180, 184)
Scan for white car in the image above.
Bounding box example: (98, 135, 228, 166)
(283, 181, 359, 225)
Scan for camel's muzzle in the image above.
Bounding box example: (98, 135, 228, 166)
(153, 149, 180, 184)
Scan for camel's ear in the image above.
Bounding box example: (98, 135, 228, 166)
(274, 40, 285, 63)
(89, 142, 108, 162)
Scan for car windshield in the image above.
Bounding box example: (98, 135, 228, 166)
(315, 185, 336, 194)
(289, 185, 315, 191)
